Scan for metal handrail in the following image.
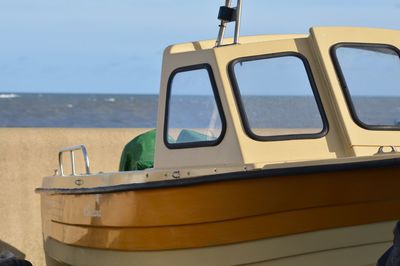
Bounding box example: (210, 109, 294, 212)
(58, 145, 90, 176)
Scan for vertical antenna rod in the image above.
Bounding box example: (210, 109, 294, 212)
(215, 0, 243, 47)
(216, 0, 233, 47)
(234, 0, 243, 44)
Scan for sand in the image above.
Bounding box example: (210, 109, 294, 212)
(0, 128, 150, 265)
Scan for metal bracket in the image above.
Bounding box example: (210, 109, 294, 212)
(376, 146, 398, 155)
(58, 145, 91, 176)
(218, 6, 237, 22)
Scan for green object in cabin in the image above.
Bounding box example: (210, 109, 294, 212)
(119, 129, 208, 171)
(119, 129, 156, 171)
(177, 129, 209, 143)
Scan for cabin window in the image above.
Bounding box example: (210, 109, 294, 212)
(332, 44, 400, 129)
(164, 64, 225, 148)
(229, 53, 327, 141)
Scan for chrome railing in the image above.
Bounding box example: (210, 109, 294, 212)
(58, 145, 90, 176)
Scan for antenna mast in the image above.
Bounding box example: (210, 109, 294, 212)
(215, 0, 243, 47)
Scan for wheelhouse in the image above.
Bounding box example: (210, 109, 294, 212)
(155, 27, 400, 170)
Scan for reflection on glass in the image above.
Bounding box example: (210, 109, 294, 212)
(335, 45, 400, 127)
(167, 68, 223, 145)
(233, 55, 324, 138)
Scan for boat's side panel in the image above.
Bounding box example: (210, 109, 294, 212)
(40, 164, 400, 251)
(310, 27, 400, 155)
(154, 47, 245, 169)
(44, 221, 395, 266)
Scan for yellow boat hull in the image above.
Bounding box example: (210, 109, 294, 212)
(39, 159, 400, 265)
(43, 221, 394, 266)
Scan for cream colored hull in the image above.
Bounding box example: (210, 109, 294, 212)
(44, 221, 394, 266)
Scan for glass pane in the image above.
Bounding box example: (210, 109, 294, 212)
(335, 45, 400, 127)
(233, 55, 324, 138)
(167, 67, 223, 145)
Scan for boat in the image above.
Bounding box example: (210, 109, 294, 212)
(36, 1, 400, 265)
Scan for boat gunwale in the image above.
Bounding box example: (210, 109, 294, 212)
(36, 156, 400, 195)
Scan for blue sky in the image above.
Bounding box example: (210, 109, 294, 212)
(0, 0, 399, 94)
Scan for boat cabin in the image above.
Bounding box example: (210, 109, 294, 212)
(153, 26, 400, 171)
(49, 26, 400, 184)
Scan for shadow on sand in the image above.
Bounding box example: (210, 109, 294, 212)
(0, 240, 26, 259)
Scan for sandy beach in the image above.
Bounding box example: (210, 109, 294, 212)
(0, 128, 150, 265)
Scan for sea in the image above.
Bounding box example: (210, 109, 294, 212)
(0, 93, 158, 128)
(1, 93, 399, 128)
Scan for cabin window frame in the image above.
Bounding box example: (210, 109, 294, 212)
(331, 42, 400, 131)
(228, 52, 329, 142)
(163, 63, 227, 149)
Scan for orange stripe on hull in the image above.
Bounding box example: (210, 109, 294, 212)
(41, 165, 400, 251)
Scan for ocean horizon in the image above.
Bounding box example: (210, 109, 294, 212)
(0, 92, 159, 128)
(1, 92, 399, 128)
